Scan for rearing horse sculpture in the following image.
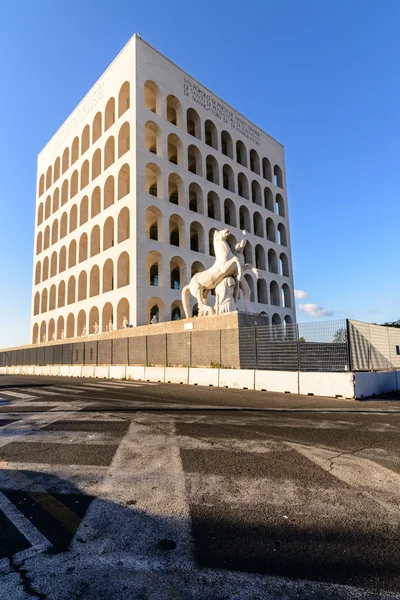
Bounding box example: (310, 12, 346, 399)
(181, 229, 242, 319)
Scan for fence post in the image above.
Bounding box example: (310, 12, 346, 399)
(165, 333, 168, 367)
(145, 336, 148, 366)
(345, 319, 352, 372)
(189, 331, 192, 367)
(296, 323, 301, 372)
(254, 327, 258, 370)
(219, 329, 222, 367)
(387, 327, 393, 370)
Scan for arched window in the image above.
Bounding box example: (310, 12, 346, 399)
(224, 198, 237, 227)
(56, 316, 64, 340)
(150, 304, 159, 323)
(35, 261, 41, 285)
(78, 271, 87, 301)
(37, 203, 44, 226)
(71, 137, 79, 165)
(144, 80, 161, 114)
(145, 121, 161, 155)
(257, 279, 268, 304)
(43, 226, 50, 250)
(104, 137, 115, 169)
(187, 108, 201, 139)
(68, 240, 77, 268)
(266, 218, 276, 242)
(90, 226, 100, 257)
(189, 182, 203, 214)
(88, 306, 99, 334)
(54, 158, 60, 183)
(66, 313, 75, 338)
(239, 205, 251, 232)
(36, 231, 43, 255)
(118, 164, 130, 199)
(47, 316, 55, 338)
(38, 174, 45, 197)
(118, 207, 130, 243)
(253, 212, 263, 237)
(169, 214, 185, 247)
(270, 281, 280, 306)
(276, 193, 285, 217)
(103, 217, 114, 251)
(59, 246, 67, 273)
(40, 320, 47, 342)
(117, 252, 130, 288)
(58, 281, 66, 308)
(79, 233, 88, 263)
(278, 223, 287, 246)
(207, 191, 221, 221)
(268, 249, 278, 274)
(251, 180, 262, 205)
(145, 163, 161, 197)
(80, 160, 89, 190)
(166, 94, 182, 126)
(50, 251, 57, 277)
(221, 130, 233, 158)
(92, 112, 102, 143)
(118, 81, 130, 117)
(104, 175, 115, 210)
(81, 125, 90, 155)
(45, 196, 51, 220)
(51, 219, 58, 245)
(238, 173, 249, 199)
(255, 245, 266, 270)
(264, 187, 274, 211)
(118, 122, 130, 158)
(250, 149, 260, 174)
(70, 170, 78, 198)
(236, 141, 247, 167)
(61, 179, 68, 206)
(243, 240, 252, 264)
(42, 257, 49, 281)
(92, 148, 102, 181)
(167, 133, 183, 166)
(209, 228, 218, 256)
(244, 274, 255, 302)
(90, 265, 100, 297)
(168, 173, 184, 206)
(80, 196, 89, 226)
(205, 120, 218, 149)
(170, 267, 180, 290)
(150, 263, 159, 286)
(105, 97, 115, 131)
(69, 205, 78, 233)
(206, 155, 219, 184)
(102, 259, 114, 293)
(188, 145, 202, 176)
(262, 157, 272, 181)
(32, 322, 39, 342)
(190, 222, 204, 253)
(52, 188, 59, 213)
(91, 186, 101, 218)
(117, 298, 130, 329)
(222, 164, 234, 192)
(280, 253, 289, 277)
(67, 276, 76, 305)
(34, 292, 40, 316)
(62, 148, 69, 174)
(274, 165, 283, 188)
(171, 305, 181, 320)
(46, 166, 52, 191)
(146, 206, 163, 242)
(282, 284, 291, 308)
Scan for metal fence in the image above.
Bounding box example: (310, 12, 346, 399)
(0, 319, 351, 372)
(348, 320, 400, 371)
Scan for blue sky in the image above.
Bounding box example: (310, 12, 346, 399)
(1, 0, 399, 348)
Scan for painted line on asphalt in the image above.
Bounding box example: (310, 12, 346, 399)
(48, 386, 85, 394)
(23, 388, 60, 396)
(1, 391, 39, 400)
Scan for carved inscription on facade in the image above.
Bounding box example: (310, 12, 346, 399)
(53, 82, 105, 151)
(183, 78, 260, 146)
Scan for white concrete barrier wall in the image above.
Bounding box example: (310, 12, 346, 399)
(109, 366, 126, 380)
(299, 372, 355, 399)
(94, 366, 110, 379)
(126, 366, 145, 381)
(165, 367, 189, 384)
(219, 369, 254, 389)
(255, 370, 299, 394)
(354, 371, 397, 398)
(82, 365, 95, 378)
(189, 368, 219, 387)
(144, 366, 165, 382)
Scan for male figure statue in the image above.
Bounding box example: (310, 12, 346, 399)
(123, 316, 128, 329)
(93, 322, 99, 334)
(215, 276, 237, 314)
(108, 319, 113, 333)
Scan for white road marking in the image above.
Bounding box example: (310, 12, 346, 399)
(47, 386, 85, 394)
(95, 382, 126, 388)
(23, 388, 60, 396)
(1, 391, 39, 400)
(0, 491, 50, 551)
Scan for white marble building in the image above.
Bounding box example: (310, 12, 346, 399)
(31, 35, 296, 343)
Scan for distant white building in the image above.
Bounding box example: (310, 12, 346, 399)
(31, 35, 296, 343)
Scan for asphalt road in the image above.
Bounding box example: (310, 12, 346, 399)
(0, 375, 399, 600)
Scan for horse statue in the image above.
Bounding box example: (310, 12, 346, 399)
(181, 229, 243, 318)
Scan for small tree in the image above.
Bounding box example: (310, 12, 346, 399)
(333, 328, 347, 343)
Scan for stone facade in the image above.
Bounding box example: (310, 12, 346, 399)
(31, 35, 296, 345)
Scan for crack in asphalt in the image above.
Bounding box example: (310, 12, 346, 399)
(7, 554, 47, 600)
(326, 446, 377, 473)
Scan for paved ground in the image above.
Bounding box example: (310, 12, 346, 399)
(0, 375, 399, 600)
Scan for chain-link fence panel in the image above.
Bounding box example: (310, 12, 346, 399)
(128, 337, 146, 365)
(84, 341, 98, 365)
(147, 334, 167, 366)
(221, 329, 240, 369)
(113, 338, 128, 365)
(98, 340, 112, 364)
(191, 330, 220, 367)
